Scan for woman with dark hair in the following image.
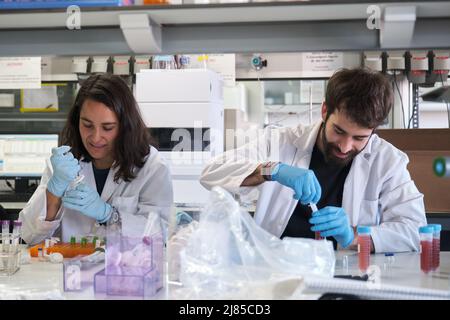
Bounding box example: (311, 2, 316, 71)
(19, 74, 173, 245)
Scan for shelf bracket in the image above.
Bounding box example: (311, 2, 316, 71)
(380, 6, 416, 48)
(119, 14, 161, 54)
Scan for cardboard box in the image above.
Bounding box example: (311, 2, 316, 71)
(376, 129, 450, 213)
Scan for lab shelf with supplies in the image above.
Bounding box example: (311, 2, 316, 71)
(0, 82, 77, 134)
(1, 1, 450, 56)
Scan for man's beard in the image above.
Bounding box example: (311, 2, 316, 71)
(321, 123, 362, 167)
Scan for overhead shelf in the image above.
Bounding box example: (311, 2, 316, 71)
(0, 1, 449, 55)
(2, 1, 450, 29)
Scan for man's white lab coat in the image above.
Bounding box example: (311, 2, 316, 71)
(19, 146, 173, 245)
(200, 122, 427, 253)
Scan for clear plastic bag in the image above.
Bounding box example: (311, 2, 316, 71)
(174, 187, 335, 299)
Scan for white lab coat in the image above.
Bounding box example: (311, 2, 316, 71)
(19, 146, 173, 245)
(200, 122, 427, 253)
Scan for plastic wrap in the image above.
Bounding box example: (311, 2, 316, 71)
(173, 187, 335, 299)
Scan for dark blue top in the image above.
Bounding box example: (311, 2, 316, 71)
(92, 165, 110, 196)
(281, 144, 353, 249)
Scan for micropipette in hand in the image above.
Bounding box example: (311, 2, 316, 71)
(63, 147, 84, 194)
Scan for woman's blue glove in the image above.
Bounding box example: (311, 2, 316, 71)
(62, 183, 112, 223)
(47, 146, 80, 197)
(271, 163, 322, 204)
(309, 206, 354, 248)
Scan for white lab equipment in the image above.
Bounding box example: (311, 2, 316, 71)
(135, 69, 224, 206)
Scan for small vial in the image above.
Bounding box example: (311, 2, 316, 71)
(428, 224, 441, 271)
(65, 174, 84, 195)
(309, 203, 324, 240)
(44, 239, 51, 256)
(12, 221, 22, 245)
(357, 226, 371, 273)
(342, 255, 349, 275)
(2, 220, 10, 246)
(2, 220, 10, 234)
(12, 221, 22, 236)
(81, 237, 87, 247)
(37, 247, 46, 261)
(383, 252, 395, 277)
(92, 236, 99, 247)
(419, 226, 434, 274)
(70, 236, 76, 246)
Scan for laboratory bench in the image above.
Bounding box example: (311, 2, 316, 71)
(326, 250, 450, 298)
(1, 249, 449, 300)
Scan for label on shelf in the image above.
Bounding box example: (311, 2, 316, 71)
(302, 52, 343, 72)
(0, 57, 41, 89)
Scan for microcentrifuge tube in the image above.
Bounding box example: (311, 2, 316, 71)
(309, 203, 324, 240)
(342, 255, 349, 274)
(383, 253, 394, 278)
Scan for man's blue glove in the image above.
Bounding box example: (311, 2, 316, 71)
(271, 163, 321, 204)
(62, 183, 112, 223)
(309, 206, 354, 248)
(47, 146, 80, 197)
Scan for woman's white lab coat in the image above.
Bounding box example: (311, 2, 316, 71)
(19, 146, 173, 245)
(200, 122, 427, 253)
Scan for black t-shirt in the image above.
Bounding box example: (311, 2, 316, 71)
(92, 165, 110, 196)
(281, 144, 353, 244)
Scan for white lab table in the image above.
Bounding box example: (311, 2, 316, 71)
(334, 250, 450, 291)
(302, 250, 450, 299)
(1, 251, 449, 300)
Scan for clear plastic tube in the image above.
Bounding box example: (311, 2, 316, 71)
(428, 224, 441, 271)
(357, 226, 371, 273)
(419, 226, 433, 274)
(2, 220, 10, 246)
(309, 203, 324, 240)
(2, 220, 10, 234)
(12, 221, 22, 245)
(12, 221, 21, 236)
(383, 252, 395, 278)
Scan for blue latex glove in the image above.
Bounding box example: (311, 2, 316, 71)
(309, 206, 354, 248)
(176, 211, 193, 225)
(47, 146, 80, 197)
(271, 163, 322, 204)
(62, 183, 112, 223)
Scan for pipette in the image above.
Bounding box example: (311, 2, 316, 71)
(309, 203, 324, 240)
(62, 146, 84, 194)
